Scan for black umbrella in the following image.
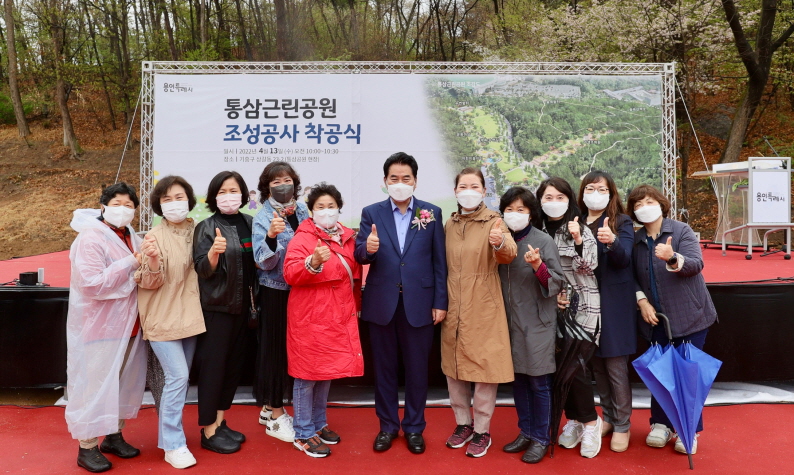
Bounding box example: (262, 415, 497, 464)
(549, 284, 599, 457)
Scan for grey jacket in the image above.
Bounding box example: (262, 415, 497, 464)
(499, 227, 565, 376)
(633, 218, 717, 339)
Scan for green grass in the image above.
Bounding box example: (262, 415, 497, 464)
(505, 168, 528, 183)
(488, 142, 505, 153)
(473, 111, 499, 138)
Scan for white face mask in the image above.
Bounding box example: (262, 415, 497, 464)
(313, 208, 340, 229)
(216, 193, 242, 215)
(387, 183, 414, 202)
(161, 200, 190, 223)
(583, 191, 610, 211)
(102, 205, 135, 229)
(634, 204, 663, 223)
(456, 190, 484, 210)
(541, 201, 568, 219)
(503, 212, 530, 232)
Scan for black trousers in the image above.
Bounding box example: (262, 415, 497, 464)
(563, 364, 598, 424)
(196, 310, 247, 426)
(253, 286, 292, 408)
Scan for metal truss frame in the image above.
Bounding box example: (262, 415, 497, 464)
(140, 61, 677, 229)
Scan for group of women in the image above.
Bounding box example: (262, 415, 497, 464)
(442, 167, 716, 463)
(64, 160, 716, 472)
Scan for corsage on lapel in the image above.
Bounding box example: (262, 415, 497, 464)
(411, 208, 436, 230)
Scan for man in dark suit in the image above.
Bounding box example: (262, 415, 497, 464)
(355, 152, 448, 454)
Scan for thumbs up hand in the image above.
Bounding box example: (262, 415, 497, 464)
(268, 211, 286, 238)
(655, 235, 675, 262)
(311, 239, 331, 268)
(141, 234, 160, 258)
(366, 223, 380, 254)
(489, 218, 505, 247)
(597, 216, 616, 245)
(568, 216, 582, 245)
(211, 228, 227, 256)
(524, 243, 542, 270)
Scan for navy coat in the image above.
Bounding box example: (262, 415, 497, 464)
(586, 213, 637, 358)
(355, 198, 448, 326)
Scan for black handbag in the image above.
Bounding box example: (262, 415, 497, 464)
(247, 286, 260, 329)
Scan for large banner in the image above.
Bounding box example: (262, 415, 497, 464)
(152, 71, 664, 227)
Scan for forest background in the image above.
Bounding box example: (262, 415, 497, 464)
(0, 0, 793, 260)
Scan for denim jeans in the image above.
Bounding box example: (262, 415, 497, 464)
(513, 373, 552, 446)
(292, 378, 331, 440)
(649, 326, 709, 433)
(149, 337, 197, 451)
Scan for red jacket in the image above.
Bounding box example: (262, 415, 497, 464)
(284, 219, 363, 380)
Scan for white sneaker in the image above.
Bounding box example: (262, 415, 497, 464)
(164, 446, 196, 469)
(580, 417, 603, 458)
(675, 433, 698, 454)
(266, 412, 296, 443)
(646, 423, 673, 448)
(259, 407, 272, 425)
(558, 420, 584, 448)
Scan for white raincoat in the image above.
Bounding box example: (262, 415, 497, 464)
(65, 209, 147, 440)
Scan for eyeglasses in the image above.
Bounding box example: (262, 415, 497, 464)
(584, 186, 609, 195)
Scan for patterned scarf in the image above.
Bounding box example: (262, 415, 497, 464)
(269, 196, 297, 217)
(316, 222, 343, 245)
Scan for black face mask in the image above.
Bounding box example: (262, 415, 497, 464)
(270, 184, 295, 204)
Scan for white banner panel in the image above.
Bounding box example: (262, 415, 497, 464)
(151, 71, 665, 227)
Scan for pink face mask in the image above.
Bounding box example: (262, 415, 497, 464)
(216, 193, 242, 214)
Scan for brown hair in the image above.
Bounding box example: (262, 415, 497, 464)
(454, 167, 486, 213)
(150, 175, 196, 216)
(257, 161, 301, 203)
(577, 170, 625, 234)
(626, 184, 670, 222)
(454, 167, 485, 188)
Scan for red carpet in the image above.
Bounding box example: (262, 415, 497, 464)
(0, 250, 71, 288)
(699, 246, 794, 283)
(1, 404, 791, 474)
(1, 247, 791, 288)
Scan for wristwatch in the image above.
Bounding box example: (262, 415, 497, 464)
(667, 253, 678, 266)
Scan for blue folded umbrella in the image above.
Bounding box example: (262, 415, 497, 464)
(632, 314, 722, 470)
(674, 342, 723, 459)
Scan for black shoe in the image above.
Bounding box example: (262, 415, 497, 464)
(373, 431, 398, 452)
(77, 447, 112, 473)
(218, 420, 246, 443)
(201, 428, 241, 454)
(405, 432, 426, 454)
(99, 432, 140, 458)
(521, 440, 549, 464)
(503, 433, 532, 453)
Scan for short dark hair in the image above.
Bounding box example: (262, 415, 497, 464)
(536, 177, 581, 233)
(627, 184, 670, 222)
(257, 161, 302, 203)
(100, 182, 139, 208)
(307, 182, 344, 211)
(205, 171, 249, 213)
(383, 152, 418, 179)
(499, 186, 542, 229)
(150, 175, 197, 217)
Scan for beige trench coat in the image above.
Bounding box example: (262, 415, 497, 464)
(442, 204, 517, 383)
